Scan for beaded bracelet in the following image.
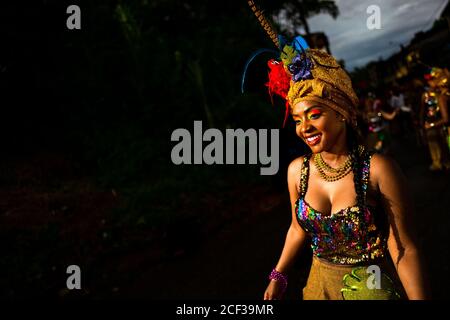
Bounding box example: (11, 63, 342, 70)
(269, 268, 288, 293)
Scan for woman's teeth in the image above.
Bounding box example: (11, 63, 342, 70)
(306, 134, 322, 145)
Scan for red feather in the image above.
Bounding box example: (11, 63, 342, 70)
(265, 59, 291, 127)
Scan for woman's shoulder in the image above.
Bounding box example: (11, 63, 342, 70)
(287, 156, 306, 196)
(287, 156, 304, 176)
(369, 152, 397, 167)
(368, 152, 402, 184)
(287, 155, 309, 184)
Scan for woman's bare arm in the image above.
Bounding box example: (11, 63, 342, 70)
(372, 154, 431, 299)
(274, 157, 308, 274)
(264, 157, 308, 300)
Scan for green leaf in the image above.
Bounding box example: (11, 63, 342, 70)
(340, 267, 401, 300)
(280, 45, 297, 67)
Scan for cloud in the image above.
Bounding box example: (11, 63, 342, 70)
(306, 0, 448, 70)
(395, 2, 417, 13)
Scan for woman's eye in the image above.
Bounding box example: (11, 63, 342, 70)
(295, 120, 302, 125)
(309, 113, 321, 120)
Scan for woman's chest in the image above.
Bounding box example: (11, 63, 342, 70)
(303, 167, 379, 215)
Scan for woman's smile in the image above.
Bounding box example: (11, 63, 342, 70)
(291, 100, 347, 154)
(304, 133, 322, 146)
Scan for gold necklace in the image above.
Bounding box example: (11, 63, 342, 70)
(315, 153, 352, 174)
(313, 153, 352, 182)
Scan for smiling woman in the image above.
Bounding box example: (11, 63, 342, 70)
(249, 39, 430, 301)
(242, 1, 431, 300)
(282, 50, 431, 300)
(266, 49, 431, 300)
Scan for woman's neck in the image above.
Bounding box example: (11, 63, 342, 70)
(320, 143, 351, 167)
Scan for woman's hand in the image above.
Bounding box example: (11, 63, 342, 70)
(263, 280, 286, 300)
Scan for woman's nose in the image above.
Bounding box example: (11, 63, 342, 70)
(300, 120, 313, 134)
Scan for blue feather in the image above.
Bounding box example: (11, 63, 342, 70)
(241, 48, 279, 94)
(293, 35, 309, 52)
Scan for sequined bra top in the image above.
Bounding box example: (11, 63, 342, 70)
(295, 150, 389, 265)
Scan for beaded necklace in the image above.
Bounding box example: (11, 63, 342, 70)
(313, 153, 352, 182)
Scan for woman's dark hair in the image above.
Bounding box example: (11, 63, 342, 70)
(346, 123, 364, 147)
(346, 124, 365, 207)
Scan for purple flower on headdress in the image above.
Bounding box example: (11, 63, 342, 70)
(288, 54, 313, 82)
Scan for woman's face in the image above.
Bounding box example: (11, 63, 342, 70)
(291, 100, 347, 153)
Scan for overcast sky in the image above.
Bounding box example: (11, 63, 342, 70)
(304, 0, 448, 70)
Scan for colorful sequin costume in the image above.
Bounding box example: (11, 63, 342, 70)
(295, 148, 403, 300)
(296, 151, 386, 264)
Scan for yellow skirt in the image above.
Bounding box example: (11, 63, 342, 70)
(302, 256, 405, 300)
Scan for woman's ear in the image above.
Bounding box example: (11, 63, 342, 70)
(334, 110, 343, 119)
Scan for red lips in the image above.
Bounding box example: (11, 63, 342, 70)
(304, 133, 322, 146)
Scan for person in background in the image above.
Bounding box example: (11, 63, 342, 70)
(388, 87, 406, 137)
(364, 91, 398, 153)
(420, 68, 450, 171)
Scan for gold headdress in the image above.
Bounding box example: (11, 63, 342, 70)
(244, 0, 359, 128)
(287, 50, 359, 128)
